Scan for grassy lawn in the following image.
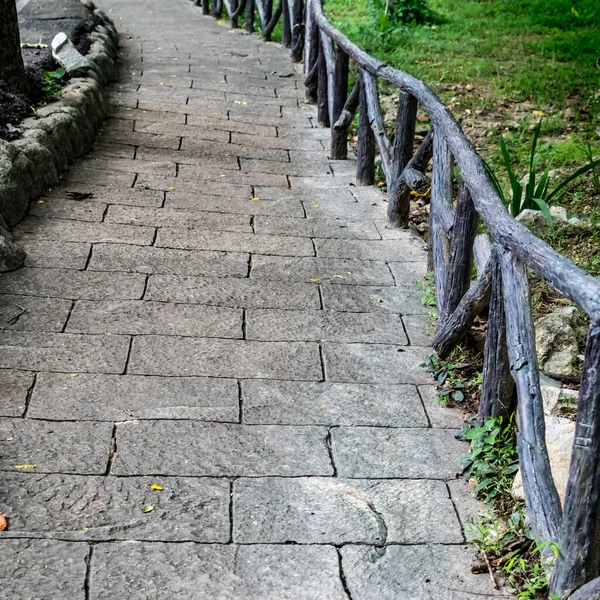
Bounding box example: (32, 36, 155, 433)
(324, 0, 600, 278)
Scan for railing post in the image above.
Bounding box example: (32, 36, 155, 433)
(213, 0, 223, 18)
(501, 249, 562, 545)
(245, 0, 255, 31)
(202, 0, 210, 15)
(304, 1, 319, 102)
(316, 37, 330, 127)
(264, 0, 273, 36)
(430, 131, 453, 318)
(231, 0, 239, 27)
(551, 322, 600, 598)
(387, 91, 417, 227)
(330, 47, 348, 159)
(356, 68, 375, 185)
(478, 247, 515, 423)
(282, 0, 292, 47)
(291, 0, 304, 62)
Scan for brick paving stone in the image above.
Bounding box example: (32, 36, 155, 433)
(90, 543, 346, 599)
(0, 294, 72, 332)
(135, 147, 241, 170)
(177, 164, 287, 187)
(14, 219, 155, 246)
(66, 166, 136, 188)
(146, 275, 320, 309)
(0, 369, 33, 417)
(96, 130, 181, 149)
(156, 229, 314, 256)
(105, 205, 252, 232)
(402, 314, 436, 346)
(89, 243, 249, 277)
(67, 300, 243, 337)
(341, 545, 503, 600)
(418, 385, 467, 429)
(0, 540, 88, 600)
(180, 137, 289, 161)
(0, 268, 146, 301)
(135, 121, 230, 143)
(246, 309, 408, 344)
(136, 174, 251, 197)
(186, 115, 277, 136)
(0, 418, 113, 473)
(29, 372, 239, 422)
(109, 107, 187, 123)
(253, 216, 381, 239)
(77, 156, 176, 176)
(316, 238, 426, 261)
(323, 343, 432, 384)
(44, 182, 165, 208)
(233, 477, 463, 544)
(0, 331, 130, 373)
(250, 255, 394, 285)
(17, 240, 91, 269)
(322, 283, 425, 314)
(112, 421, 332, 476)
(332, 427, 465, 479)
(30, 198, 106, 222)
(128, 336, 322, 380)
(0, 474, 229, 542)
(242, 380, 428, 426)
(240, 158, 333, 177)
(165, 192, 305, 217)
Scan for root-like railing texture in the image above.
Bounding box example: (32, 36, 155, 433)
(191, 0, 600, 596)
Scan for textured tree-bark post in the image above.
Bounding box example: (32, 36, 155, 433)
(282, 0, 292, 47)
(291, 0, 304, 62)
(304, 2, 319, 102)
(430, 131, 453, 319)
(387, 92, 418, 226)
(356, 69, 376, 186)
(316, 38, 330, 127)
(230, 0, 239, 26)
(262, 0, 283, 40)
(501, 250, 562, 545)
(202, 0, 210, 14)
(551, 323, 600, 599)
(263, 0, 274, 36)
(478, 249, 514, 423)
(0, 0, 30, 95)
(245, 0, 255, 31)
(212, 0, 223, 18)
(330, 47, 349, 159)
(441, 181, 478, 323)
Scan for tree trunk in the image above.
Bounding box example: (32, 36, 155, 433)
(0, 0, 30, 95)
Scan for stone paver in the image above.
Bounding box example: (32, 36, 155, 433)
(0, 0, 494, 597)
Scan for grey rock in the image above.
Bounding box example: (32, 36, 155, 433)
(128, 336, 322, 380)
(112, 421, 332, 477)
(29, 372, 239, 422)
(0, 418, 112, 473)
(535, 306, 587, 375)
(52, 32, 92, 74)
(517, 205, 591, 234)
(332, 427, 465, 479)
(0, 539, 88, 599)
(91, 543, 346, 599)
(233, 477, 463, 544)
(242, 380, 428, 426)
(341, 545, 502, 599)
(0, 474, 229, 542)
(0, 233, 26, 272)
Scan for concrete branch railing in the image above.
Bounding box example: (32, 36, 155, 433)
(190, 0, 600, 596)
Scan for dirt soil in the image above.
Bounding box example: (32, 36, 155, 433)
(0, 0, 99, 141)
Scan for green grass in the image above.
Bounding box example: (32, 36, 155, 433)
(324, 0, 600, 111)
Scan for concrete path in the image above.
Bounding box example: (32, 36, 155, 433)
(0, 1, 500, 598)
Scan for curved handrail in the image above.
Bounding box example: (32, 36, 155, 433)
(310, 0, 600, 323)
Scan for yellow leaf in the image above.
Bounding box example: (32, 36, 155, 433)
(317, 407, 324, 411)
(14, 464, 36, 469)
(334, 275, 344, 279)
(169, 186, 176, 190)
(142, 505, 154, 513)
(309, 278, 319, 283)
(151, 484, 164, 491)
(532, 110, 545, 117)
(314, 204, 319, 208)
(70, 373, 78, 377)
(251, 197, 260, 201)
(38, 200, 44, 204)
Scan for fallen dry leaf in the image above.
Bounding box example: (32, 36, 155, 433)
(0, 514, 7, 531)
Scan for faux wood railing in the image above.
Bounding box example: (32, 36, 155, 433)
(190, 0, 600, 596)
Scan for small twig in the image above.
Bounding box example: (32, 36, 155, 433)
(446, 588, 511, 598)
(482, 549, 499, 590)
(7, 305, 26, 325)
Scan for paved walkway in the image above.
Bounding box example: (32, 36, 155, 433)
(0, 1, 500, 598)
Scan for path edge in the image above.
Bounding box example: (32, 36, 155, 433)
(0, 2, 120, 272)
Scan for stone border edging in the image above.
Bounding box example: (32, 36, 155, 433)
(0, 2, 120, 271)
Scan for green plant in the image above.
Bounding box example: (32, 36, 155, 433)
(421, 354, 466, 404)
(42, 68, 67, 98)
(369, 0, 435, 30)
(583, 142, 600, 194)
(458, 416, 519, 505)
(487, 119, 600, 228)
(415, 275, 436, 307)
